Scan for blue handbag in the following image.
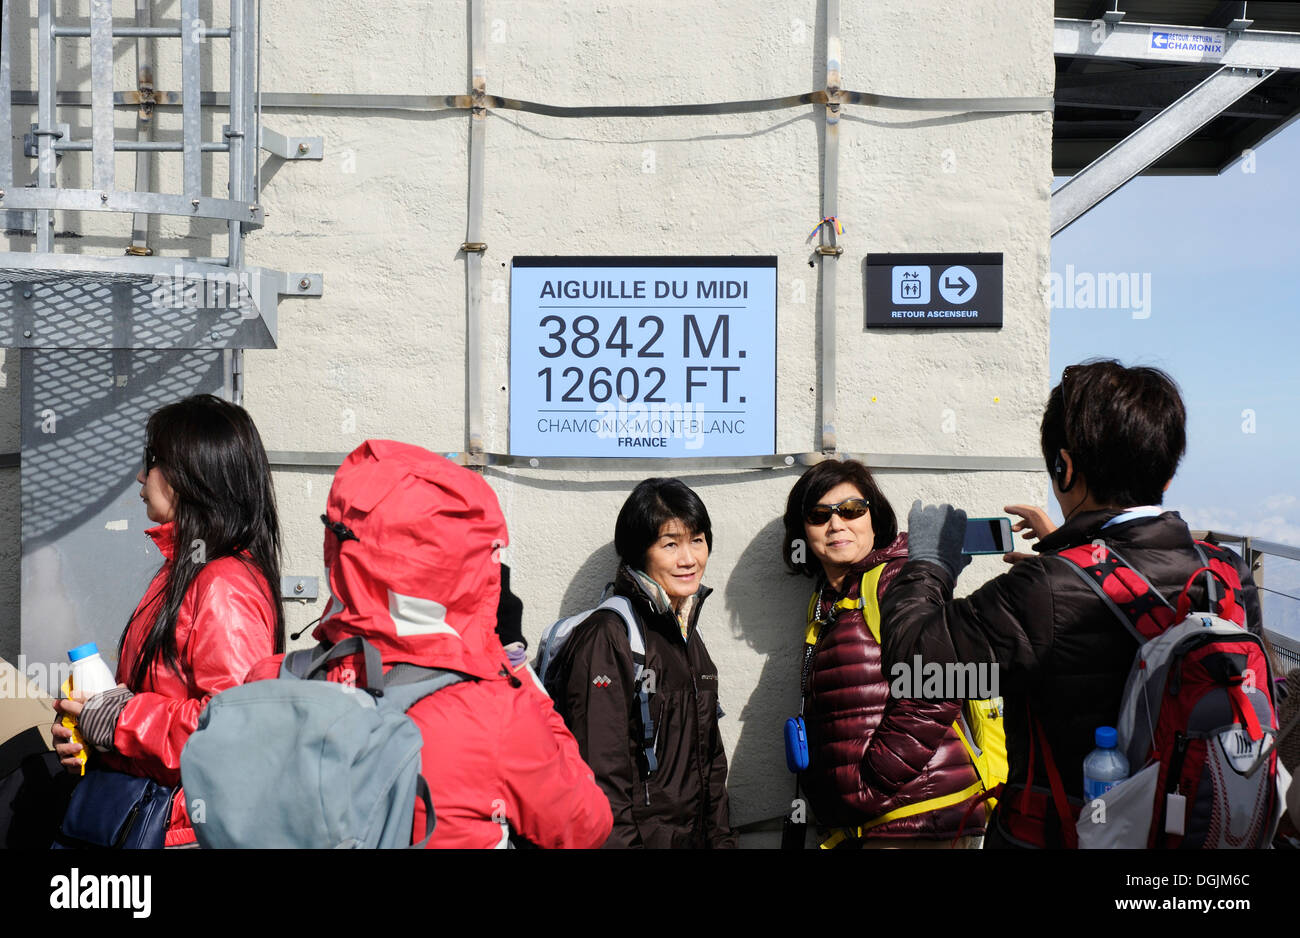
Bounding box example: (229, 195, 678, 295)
(53, 769, 175, 849)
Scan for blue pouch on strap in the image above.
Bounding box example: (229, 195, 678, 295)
(784, 716, 809, 773)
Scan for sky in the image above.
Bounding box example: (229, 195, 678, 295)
(1050, 119, 1300, 641)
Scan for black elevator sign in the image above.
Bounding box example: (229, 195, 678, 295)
(865, 252, 1003, 328)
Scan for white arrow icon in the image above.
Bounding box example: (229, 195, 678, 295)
(938, 265, 977, 304)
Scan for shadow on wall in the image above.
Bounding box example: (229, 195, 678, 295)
(721, 516, 810, 832)
(558, 541, 622, 615)
(551, 517, 812, 836)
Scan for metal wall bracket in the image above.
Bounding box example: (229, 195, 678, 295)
(23, 122, 70, 157)
(280, 576, 319, 601)
(258, 126, 323, 160)
(275, 271, 324, 296)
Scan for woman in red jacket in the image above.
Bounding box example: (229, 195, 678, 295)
(51, 395, 283, 847)
(783, 459, 983, 847)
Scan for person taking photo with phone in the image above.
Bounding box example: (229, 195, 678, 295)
(881, 360, 1270, 848)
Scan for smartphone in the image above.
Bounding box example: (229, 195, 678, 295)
(963, 517, 1014, 555)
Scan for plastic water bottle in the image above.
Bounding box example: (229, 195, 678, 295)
(69, 642, 118, 697)
(60, 642, 119, 772)
(1082, 726, 1129, 801)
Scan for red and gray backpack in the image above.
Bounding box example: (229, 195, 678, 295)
(1047, 539, 1281, 848)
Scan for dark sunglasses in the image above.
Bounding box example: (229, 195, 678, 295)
(804, 497, 869, 526)
(142, 444, 158, 472)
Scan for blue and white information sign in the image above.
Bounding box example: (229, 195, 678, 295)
(1148, 27, 1225, 59)
(509, 257, 777, 458)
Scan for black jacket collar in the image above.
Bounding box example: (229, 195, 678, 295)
(1035, 508, 1190, 555)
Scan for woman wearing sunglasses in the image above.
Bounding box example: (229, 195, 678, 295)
(51, 394, 284, 847)
(781, 459, 983, 847)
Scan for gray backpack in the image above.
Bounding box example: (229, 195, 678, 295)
(180, 636, 465, 848)
(534, 594, 659, 778)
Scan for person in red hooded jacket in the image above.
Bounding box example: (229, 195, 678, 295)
(245, 440, 613, 849)
(51, 395, 283, 847)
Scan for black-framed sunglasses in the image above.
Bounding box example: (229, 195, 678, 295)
(142, 444, 158, 473)
(804, 497, 869, 526)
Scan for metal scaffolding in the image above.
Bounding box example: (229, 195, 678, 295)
(0, 0, 319, 680)
(0, 0, 309, 349)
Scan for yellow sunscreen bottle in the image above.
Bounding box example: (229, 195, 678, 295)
(58, 677, 89, 776)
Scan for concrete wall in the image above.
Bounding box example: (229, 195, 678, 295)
(1, 0, 1054, 842)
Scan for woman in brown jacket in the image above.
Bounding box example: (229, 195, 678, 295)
(548, 478, 737, 848)
(783, 459, 984, 847)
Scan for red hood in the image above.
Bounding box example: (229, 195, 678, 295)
(316, 440, 508, 681)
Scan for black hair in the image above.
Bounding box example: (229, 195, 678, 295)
(123, 394, 285, 690)
(782, 459, 897, 578)
(1040, 359, 1186, 507)
(614, 478, 713, 570)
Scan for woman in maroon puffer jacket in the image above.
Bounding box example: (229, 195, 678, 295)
(783, 459, 984, 847)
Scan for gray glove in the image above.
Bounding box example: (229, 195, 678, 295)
(907, 500, 972, 580)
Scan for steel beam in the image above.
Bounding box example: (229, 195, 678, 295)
(1052, 65, 1275, 235)
(89, 0, 114, 193)
(0, 187, 263, 224)
(1055, 17, 1300, 69)
(36, 0, 55, 253)
(0, 0, 13, 229)
(180, 0, 201, 198)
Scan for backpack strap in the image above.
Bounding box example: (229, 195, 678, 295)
(1055, 544, 1176, 642)
(1008, 702, 1078, 848)
(411, 775, 436, 849)
(379, 663, 471, 713)
(1189, 541, 1245, 626)
(597, 595, 659, 780)
(282, 636, 386, 692)
(856, 565, 889, 645)
(1029, 705, 1078, 849)
(1193, 542, 1219, 605)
